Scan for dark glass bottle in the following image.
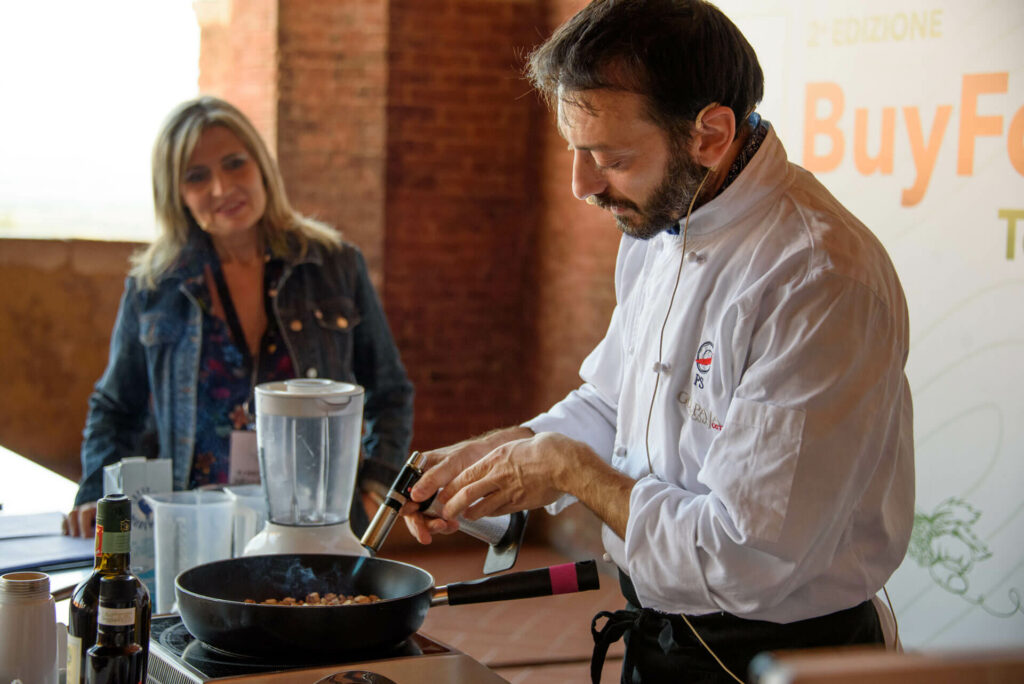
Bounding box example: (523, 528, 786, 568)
(67, 495, 151, 684)
(85, 576, 144, 684)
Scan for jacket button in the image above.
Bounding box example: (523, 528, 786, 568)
(314, 310, 323, 319)
(290, 320, 303, 332)
(268, 289, 278, 298)
(306, 368, 318, 378)
(336, 316, 349, 329)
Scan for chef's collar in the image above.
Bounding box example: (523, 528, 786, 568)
(666, 112, 768, 236)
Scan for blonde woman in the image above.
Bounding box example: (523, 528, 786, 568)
(66, 96, 413, 537)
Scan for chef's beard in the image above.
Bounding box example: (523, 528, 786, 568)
(592, 146, 709, 241)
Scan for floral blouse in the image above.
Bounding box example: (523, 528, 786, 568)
(189, 256, 294, 488)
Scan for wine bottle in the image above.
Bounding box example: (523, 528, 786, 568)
(68, 495, 151, 684)
(85, 576, 144, 684)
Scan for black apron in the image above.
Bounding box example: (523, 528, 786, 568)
(591, 571, 884, 683)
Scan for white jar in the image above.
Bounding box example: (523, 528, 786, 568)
(0, 572, 58, 684)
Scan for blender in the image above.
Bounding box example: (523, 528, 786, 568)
(243, 379, 368, 556)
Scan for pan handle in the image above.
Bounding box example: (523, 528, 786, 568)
(431, 560, 600, 607)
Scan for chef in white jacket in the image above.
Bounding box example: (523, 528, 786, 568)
(403, 2, 914, 682)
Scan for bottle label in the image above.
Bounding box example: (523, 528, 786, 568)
(67, 634, 81, 683)
(97, 605, 135, 627)
(95, 523, 131, 556)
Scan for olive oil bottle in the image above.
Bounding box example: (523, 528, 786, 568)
(68, 495, 151, 684)
(85, 576, 144, 684)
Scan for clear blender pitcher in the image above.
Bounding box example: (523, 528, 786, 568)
(243, 379, 368, 556)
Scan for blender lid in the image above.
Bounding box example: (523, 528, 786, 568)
(256, 379, 364, 417)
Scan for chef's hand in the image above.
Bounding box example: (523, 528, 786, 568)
(439, 431, 635, 540)
(437, 431, 583, 523)
(401, 425, 533, 544)
(63, 502, 97, 538)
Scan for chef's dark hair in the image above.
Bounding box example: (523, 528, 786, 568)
(527, 0, 763, 141)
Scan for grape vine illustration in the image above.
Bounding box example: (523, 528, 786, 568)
(909, 497, 1022, 618)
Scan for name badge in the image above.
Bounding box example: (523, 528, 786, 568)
(229, 430, 260, 484)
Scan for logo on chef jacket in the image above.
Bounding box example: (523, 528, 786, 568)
(693, 341, 713, 389)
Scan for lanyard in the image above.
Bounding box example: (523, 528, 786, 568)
(210, 261, 255, 375)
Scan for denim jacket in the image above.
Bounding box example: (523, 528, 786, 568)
(77, 231, 414, 518)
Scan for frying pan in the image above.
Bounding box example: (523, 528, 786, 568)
(175, 553, 599, 658)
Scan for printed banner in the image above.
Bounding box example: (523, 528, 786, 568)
(718, 0, 1024, 648)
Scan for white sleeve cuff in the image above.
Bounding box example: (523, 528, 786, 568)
(624, 475, 719, 613)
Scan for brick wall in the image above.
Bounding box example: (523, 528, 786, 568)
(525, 0, 618, 416)
(195, 0, 278, 152)
(379, 0, 614, 553)
(385, 0, 543, 449)
(277, 0, 388, 280)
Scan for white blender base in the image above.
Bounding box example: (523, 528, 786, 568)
(243, 521, 369, 556)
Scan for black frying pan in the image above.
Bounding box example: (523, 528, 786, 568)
(175, 553, 599, 658)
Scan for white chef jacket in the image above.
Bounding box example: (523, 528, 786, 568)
(524, 127, 914, 623)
